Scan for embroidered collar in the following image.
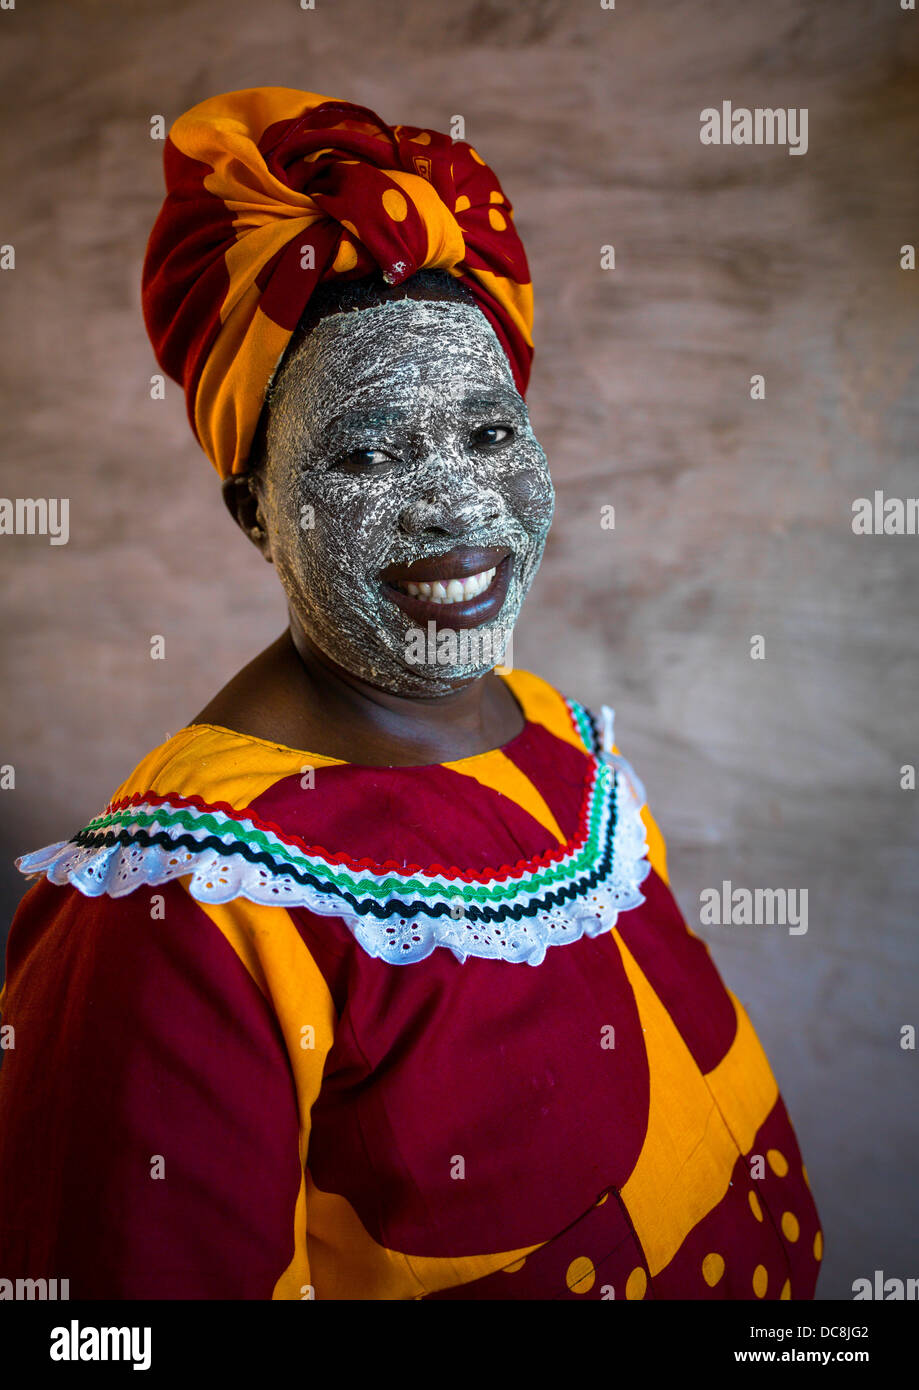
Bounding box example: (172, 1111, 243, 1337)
(16, 699, 651, 967)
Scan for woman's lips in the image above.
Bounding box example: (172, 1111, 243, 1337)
(380, 549, 513, 629)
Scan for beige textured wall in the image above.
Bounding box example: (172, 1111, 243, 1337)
(1, 0, 917, 1299)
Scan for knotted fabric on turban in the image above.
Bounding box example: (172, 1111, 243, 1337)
(141, 86, 534, 479)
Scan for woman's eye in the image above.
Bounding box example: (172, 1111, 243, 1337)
(471, 424, 513, 448)
(339, 447, 392, 470)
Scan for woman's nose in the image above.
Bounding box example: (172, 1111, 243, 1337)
(399, 485, 504, 537)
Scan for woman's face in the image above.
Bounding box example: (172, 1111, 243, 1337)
(256, 296, 554, 696)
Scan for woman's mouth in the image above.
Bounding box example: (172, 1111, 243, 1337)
(380, 548, 512, 628)
(395, 566, 497, 604)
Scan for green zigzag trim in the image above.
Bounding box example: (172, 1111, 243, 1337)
(80, 762, 614, 908)
(567, 697, 596, 752)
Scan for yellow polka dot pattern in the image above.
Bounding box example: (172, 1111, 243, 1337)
(781, 1211, 800, 1242)
(381, 188, 408, 222)
(332, 240, 358, 273)
(566, 1256, 596, 1294)
(546, 1148, 819, 1299)
(488, 208, 507, 232)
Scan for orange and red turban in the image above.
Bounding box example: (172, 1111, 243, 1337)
(141, 87, 534, 479)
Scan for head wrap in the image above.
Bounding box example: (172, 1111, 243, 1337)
(141, 86, 534, 479)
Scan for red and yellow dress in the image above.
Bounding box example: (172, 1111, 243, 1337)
(0, 668, 821, 1300)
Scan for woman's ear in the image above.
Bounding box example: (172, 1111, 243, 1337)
(222, 472, 274, 563)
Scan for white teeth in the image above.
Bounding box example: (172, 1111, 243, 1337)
(398, 566, 498, 604)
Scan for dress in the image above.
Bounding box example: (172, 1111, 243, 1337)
(0, 667, 822, 1300)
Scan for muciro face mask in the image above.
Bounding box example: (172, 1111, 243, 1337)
(258, 297, 555, 696)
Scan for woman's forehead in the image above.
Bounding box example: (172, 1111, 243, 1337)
(328, 384, 528, 434)
(276, 297, 517, 418)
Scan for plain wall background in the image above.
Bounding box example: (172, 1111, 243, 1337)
(1, 0, 917, 1300)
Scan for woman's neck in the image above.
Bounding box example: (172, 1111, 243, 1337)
(191, 626, 525, 767)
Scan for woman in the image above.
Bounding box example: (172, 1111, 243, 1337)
(0, 87, 821, 1300)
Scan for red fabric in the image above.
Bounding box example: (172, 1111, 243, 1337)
(299, 912, 651, 1256)
(0, 879, 301, 1299)
(243, 719, 590, 879)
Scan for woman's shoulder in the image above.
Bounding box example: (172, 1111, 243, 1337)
(500, 666, 604, 755)
(503, 667, 670, 888)
(108, 721, 345, 811)
(11, 721, 331, 903)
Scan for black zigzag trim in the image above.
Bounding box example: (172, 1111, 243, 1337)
(584, 703, 604, 758)
(71, 776, 621, 928)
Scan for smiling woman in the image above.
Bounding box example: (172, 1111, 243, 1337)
(0, 86, 822, 1302)
(202, 273, 554, 765)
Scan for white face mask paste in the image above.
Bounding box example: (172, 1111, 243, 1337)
(257, 297, 555, 696)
